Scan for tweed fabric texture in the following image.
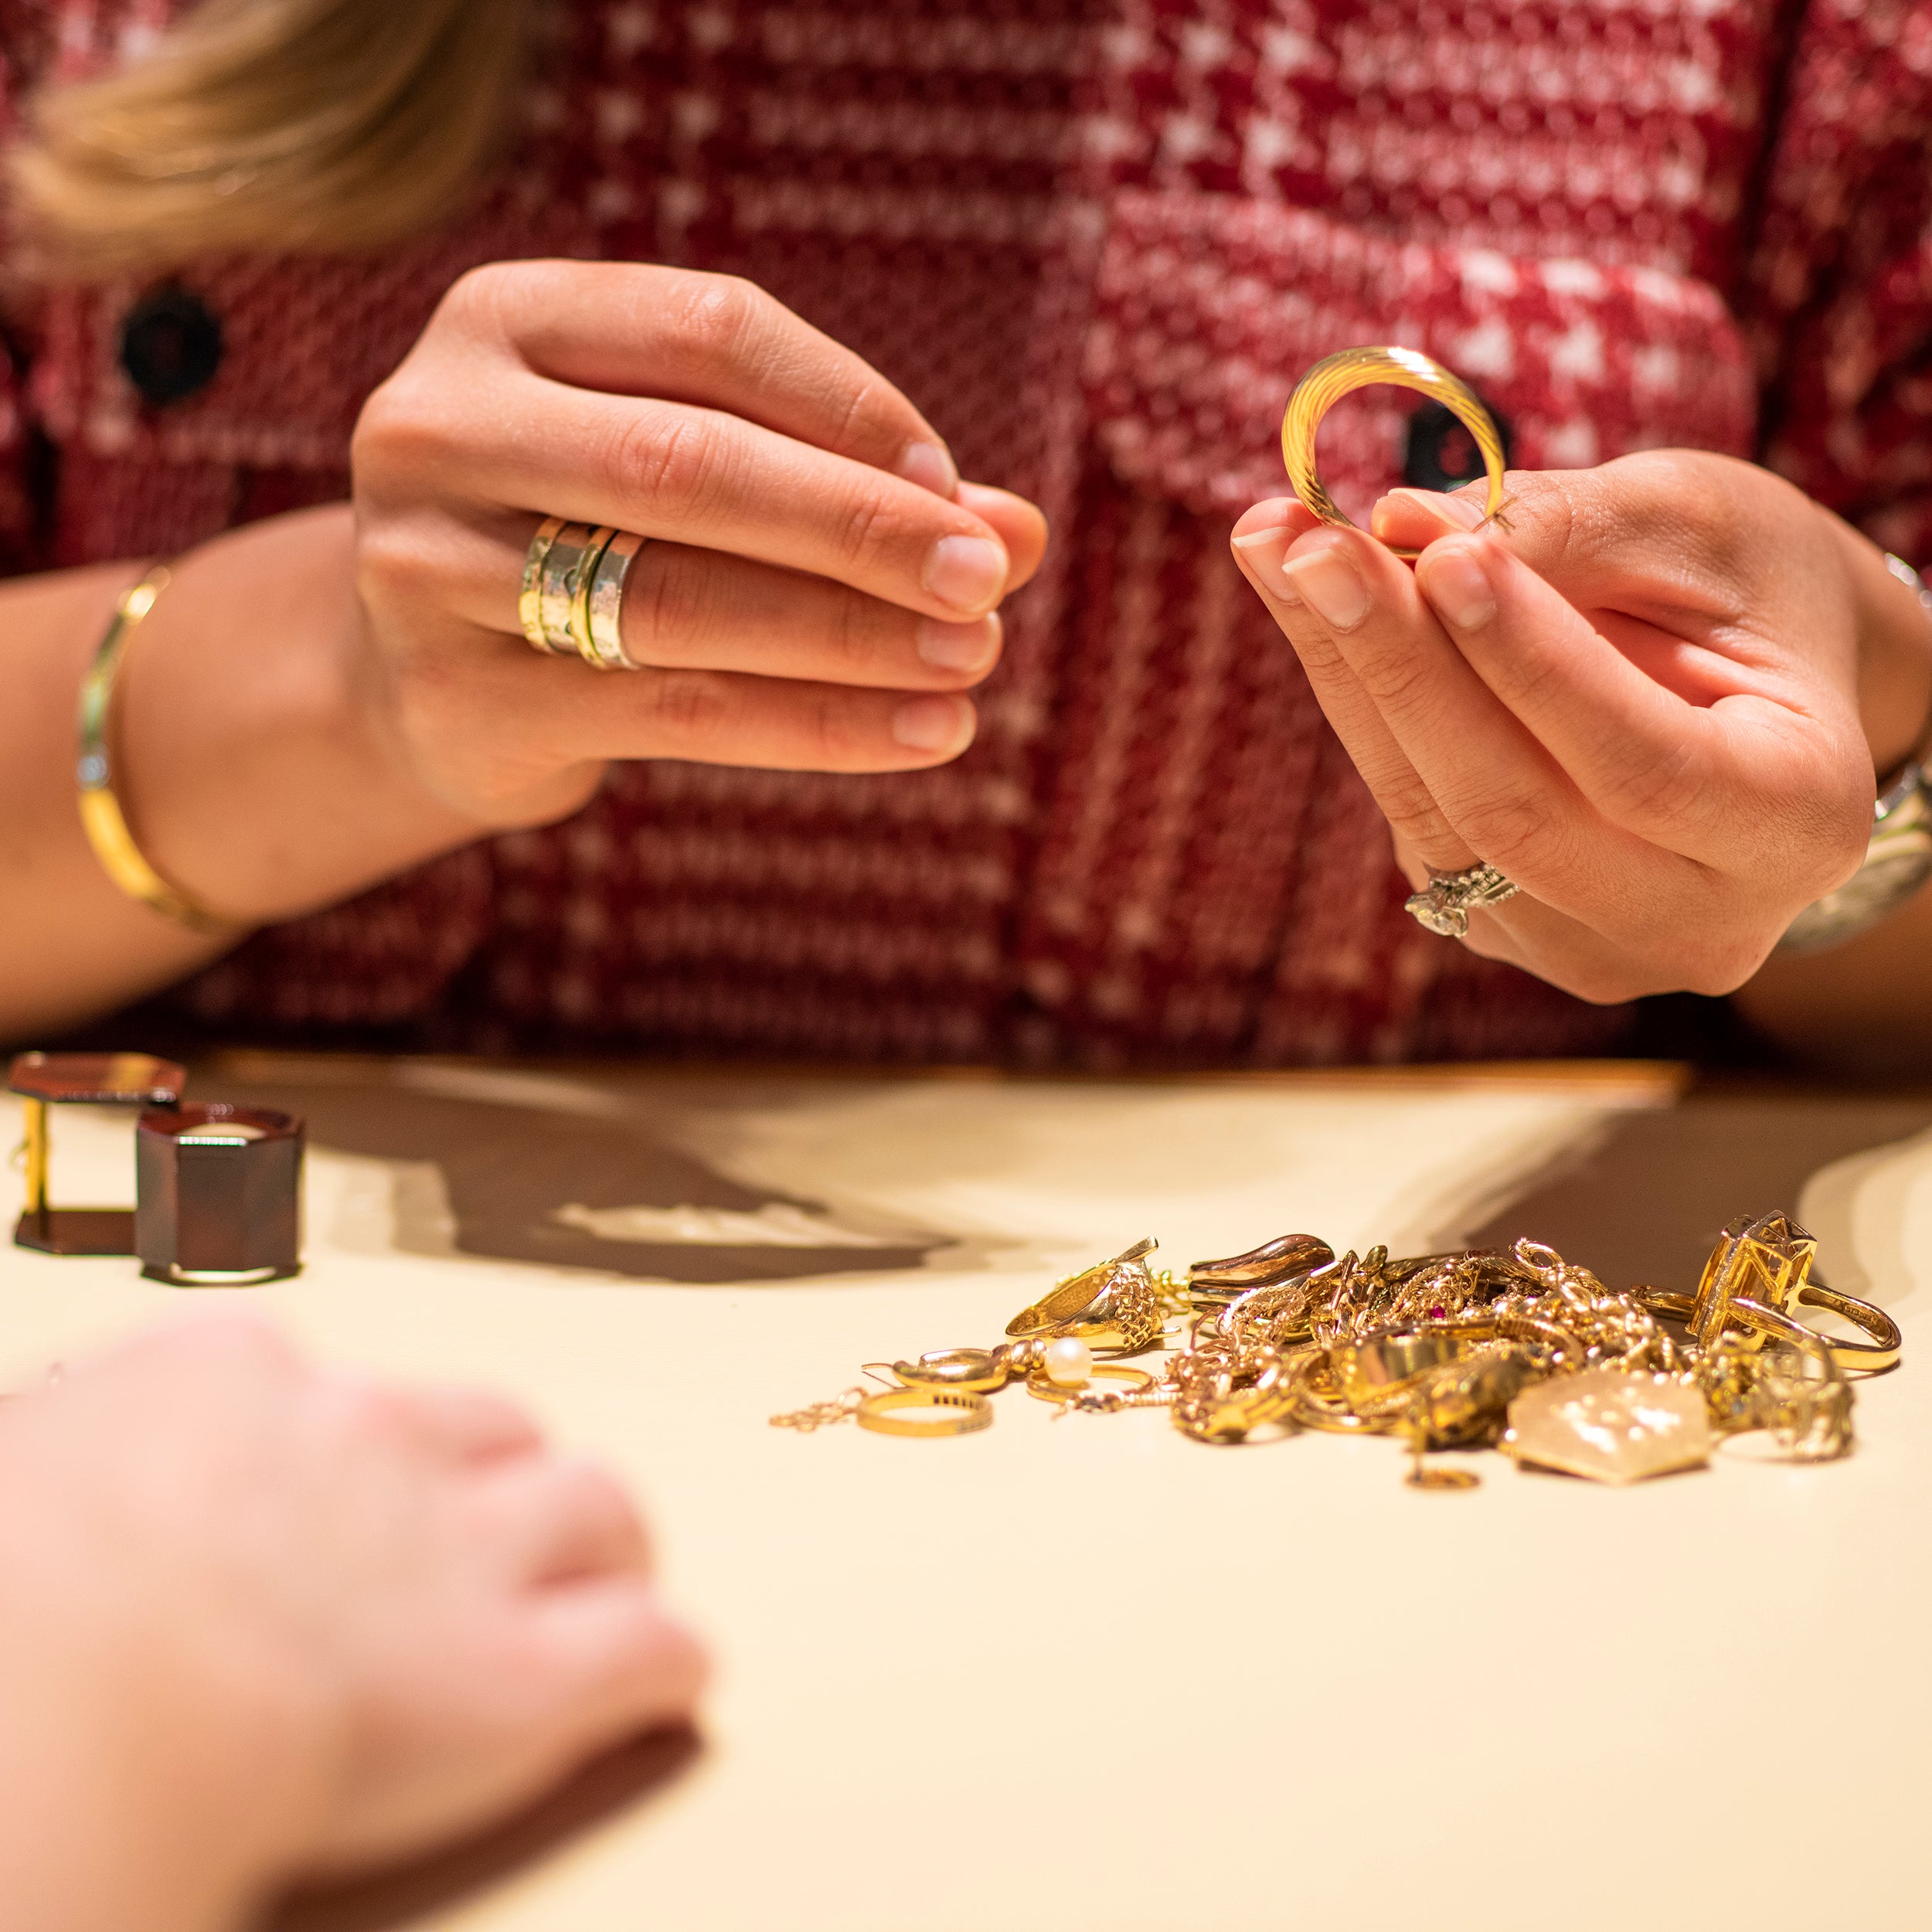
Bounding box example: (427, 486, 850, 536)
(2, 0, 1927, 1065)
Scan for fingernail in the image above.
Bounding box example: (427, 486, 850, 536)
(893, 694, 975, 753)
(897, 440, 960, 499)
(923, 535, 1007, 614)
(1231, 525, 1301, 603)
(916, 614, 999, 672)
(1379, 487, 1485, 533)
(1419, 544, 1497, 629)
(1279, 546, 1370, 631)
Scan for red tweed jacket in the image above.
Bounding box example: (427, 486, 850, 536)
(4, 0, 1930, 1066)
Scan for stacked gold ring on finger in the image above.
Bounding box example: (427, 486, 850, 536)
(1281, 345, 1507, 561)
(534, 520, 602, 658)
(519, 515, 567, 654)
(582, 529, 647, 671)
(520, 517, 650, 668)
(564, 525, 617, 663)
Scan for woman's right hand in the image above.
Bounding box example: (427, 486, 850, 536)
(350, 260, 1049, 828)
(0, 1316, 702, 1930)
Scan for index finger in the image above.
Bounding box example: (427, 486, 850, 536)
(455, 260, 963, 497)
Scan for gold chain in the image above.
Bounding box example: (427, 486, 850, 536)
(773, 1215, 1887, 1484)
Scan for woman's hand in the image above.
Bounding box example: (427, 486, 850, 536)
(1, 257, 1051, 1040)
(352, 260, 1049, 828)
(1230, 451, 1932, 1004)
(0, 1317, 702, 1932)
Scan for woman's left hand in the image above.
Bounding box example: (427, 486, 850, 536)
(1230, 450, 1932, 1003)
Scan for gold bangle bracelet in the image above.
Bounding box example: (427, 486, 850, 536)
(76, 566, 234, 936)
(1281, 345, 1507, 560)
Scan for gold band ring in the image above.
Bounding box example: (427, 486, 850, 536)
(1281, 346, 1507, 560)
(1794, 1283, 1904, 1372)
(520, 516, 648, 666)
(1638, 1290, 1901, 1376)
(518, 515, 566, 655)
(536, 521, 602, 656)
(583, 529, 648, 671)
(566, 525, 618, 664)
(855, 1386, 994, 1437)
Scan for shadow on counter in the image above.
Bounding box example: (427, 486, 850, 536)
(1468, 1085, 1932, 1290)
(270, 1725, 701, 1932)
(208, 1065, 954, 1284)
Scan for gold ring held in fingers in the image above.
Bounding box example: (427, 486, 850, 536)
(1404, 859, 1521, 939)
(1281, 346, 1507, 560)
(855, 1386, 995, 1437)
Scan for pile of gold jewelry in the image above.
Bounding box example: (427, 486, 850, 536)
(770, 1215, 1902, 1488)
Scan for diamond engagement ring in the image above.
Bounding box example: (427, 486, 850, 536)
(1404, 862, 1521, 938)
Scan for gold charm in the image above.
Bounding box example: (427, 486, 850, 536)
(768, 1387, 866, 1433)
(885, 1348, 1012, 1393)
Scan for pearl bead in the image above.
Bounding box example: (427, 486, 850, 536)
(1043, 1337, 1093, 1387)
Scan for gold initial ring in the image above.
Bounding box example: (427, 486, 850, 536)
(1281, 346, 1507, 560)
(855, 1387, 995, 1438)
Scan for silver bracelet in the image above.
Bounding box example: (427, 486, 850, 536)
(1777, 553, 1932, 954)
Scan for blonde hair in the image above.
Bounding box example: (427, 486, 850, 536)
(11, 0, 536, 276)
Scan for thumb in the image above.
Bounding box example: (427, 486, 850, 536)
(1368, 469, 1595, 580)
(1368, 453, 1750, 607)
(955, 481, 1049, 594)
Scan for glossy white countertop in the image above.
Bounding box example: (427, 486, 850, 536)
(3, 1056, 1925, 1932)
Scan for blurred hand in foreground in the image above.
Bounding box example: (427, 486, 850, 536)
(0, 1315, 703, 1932)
